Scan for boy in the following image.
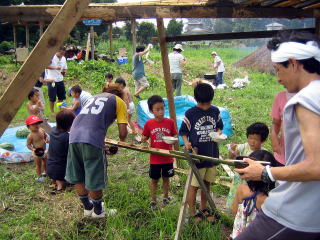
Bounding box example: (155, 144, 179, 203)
(115, 77, 140, 141)
(105, 72, 113, 88)
(228, 122, 269, 159)
(179, 83, 223, 222)
(142, 95, 178, 208)
(26, 115, 49, 182)
(27, 88, 52, 133)
(62, 85, 92, 115)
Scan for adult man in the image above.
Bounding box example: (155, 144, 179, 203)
(132, 44, 152, 99)
(235, 31, 320, 239)
(211, 51, 225, 86)
(168, 44, 187, 96)
(65, 92, 128, 218)
(45, 47, 67, 115)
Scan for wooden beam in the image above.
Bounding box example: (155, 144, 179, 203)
(13, 25, 17, 49)
(156, 18, 179, 152)
(0, 0, 91, 137)
(109, 23, 113, 55)
(151, 28, 315, 42)
(0, 5, 316, 23)
(131, 19, 137, 57)
(25, 25, 29, 48)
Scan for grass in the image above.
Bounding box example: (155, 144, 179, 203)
(0, 43, 284, 239)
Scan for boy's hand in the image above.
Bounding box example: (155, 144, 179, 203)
(184, 141, 192, 150)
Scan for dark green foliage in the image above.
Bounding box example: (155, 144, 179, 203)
(0, 41, 14, 52)
(166, 19, 183, 37)
(137, 22, 157, 45)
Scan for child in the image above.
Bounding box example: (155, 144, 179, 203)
(104, 72, 114, 88)
(142, 95, 178, 208)
(226, 122, 271, 209)
(26, 115, 49, 182)
(179, 83, 223, 222)
(230, 150, 277, 239)
(27, 88, 52, 133)
(63, 85, 92, 115)
(115, 77, 139, 141)
(47, 110, 75, 193)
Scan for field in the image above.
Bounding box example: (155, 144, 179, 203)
(0, 44, 284, 240)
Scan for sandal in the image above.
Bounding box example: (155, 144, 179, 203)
(200, 208, 216, 223)
(163, 196, 173, 205)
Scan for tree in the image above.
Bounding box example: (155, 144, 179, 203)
(137, 21, 156, 45)
(123, 21, 133, 41)
(166, 19, 183, 37)
(213, 18, 233, 33)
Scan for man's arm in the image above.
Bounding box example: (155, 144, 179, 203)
(137, 44, 152, 56)
(118, 123, 127, 141)
(235, 104, 320, 181)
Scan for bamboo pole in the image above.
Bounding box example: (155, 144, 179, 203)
(156, 18, 179, 151)
(25, 25, 29, 48)
(90, 25, 94, 60)
(13, 25, 17, 49)
(131, 19, 137, 58)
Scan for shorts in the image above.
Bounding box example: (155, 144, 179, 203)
(128, 102, 135, 115)
(234, 211, 320, 240)
(191, 166, 216, 187)
(135, 76, 150, 92)
(32, 150, 48, 159)
(65, 143, 107, 191)
(149, 163, 174, 180)
(48, 81, 66, 102)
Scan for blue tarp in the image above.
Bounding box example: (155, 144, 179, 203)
(137, 95, 232, 145)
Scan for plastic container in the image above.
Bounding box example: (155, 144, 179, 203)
(117, 57, 128, 65)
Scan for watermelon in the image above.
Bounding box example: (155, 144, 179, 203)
(0, 142, 15, 151)
(16, 128, 30, 138)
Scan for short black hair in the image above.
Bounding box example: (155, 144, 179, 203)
(245, 150, 278, 195)
(246, 122, 269, 142)
(136, 46, 145, 53)
(28, 88, 39, 100)
(194, 83, 214, 103)
(56, 109, 75, 132)
(105, 73, 113, 79)
(115, 77, 126, 87)
(147, 95, 164, 112)
(173, 48, 182, 53)
(71, 85, 82, 95)
(267, 30, 320, 74)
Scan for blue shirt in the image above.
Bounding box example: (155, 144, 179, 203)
(132, 53, 145, 80)
(179, 105, 223, 168)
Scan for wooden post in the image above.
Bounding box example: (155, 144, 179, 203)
(25, 25, 29, 48)
(174, 170, 192, 240)
(131, 19, 137, 57)
(109, 22, 113, 56)
(156, 18, 179, 150)
(39, 21, 44, 37)
(0, 0, 91, 137)
(316, 17, 320, 37)
(13, 25, 17, 49)
(85, 32, 90, 61)
(90, 25, 94, 60)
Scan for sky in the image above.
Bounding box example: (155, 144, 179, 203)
(113, 0, 187, 28)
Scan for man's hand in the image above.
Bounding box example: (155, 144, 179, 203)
(234, 158, 265, 181)
(184, 141, 192, 150)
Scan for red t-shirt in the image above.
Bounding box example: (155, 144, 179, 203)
(142, 118, 178, 164)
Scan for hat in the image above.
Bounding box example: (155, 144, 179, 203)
(174, 44, 184, 51)
(211, 51, 217, 55)
(26, 115, 43, 126)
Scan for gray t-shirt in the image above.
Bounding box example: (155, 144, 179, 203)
(79, 90, 92, 108)
(132, 53, 145, 80)
(168, 52, 184, 73)
(262, 80, 320, 232)
(69, 93, 127, 149)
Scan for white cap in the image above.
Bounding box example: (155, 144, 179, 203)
(174, 44, 183, 51)
(211, 51, 217, 55)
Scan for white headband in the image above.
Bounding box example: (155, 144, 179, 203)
(271, 41, 320, 63)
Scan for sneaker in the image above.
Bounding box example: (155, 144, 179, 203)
(91, 202, 106, 219)
(84, 206, 94, 217)
(41, 173, 47, 178)
(35, 177, 45, 182)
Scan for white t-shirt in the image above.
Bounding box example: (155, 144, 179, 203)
(214, 55, 225, 72)
(45, 54, 67, 82)
(168, 52, 184, 73)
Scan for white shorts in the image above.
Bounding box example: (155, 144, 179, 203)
(128, 102, 135, 115)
